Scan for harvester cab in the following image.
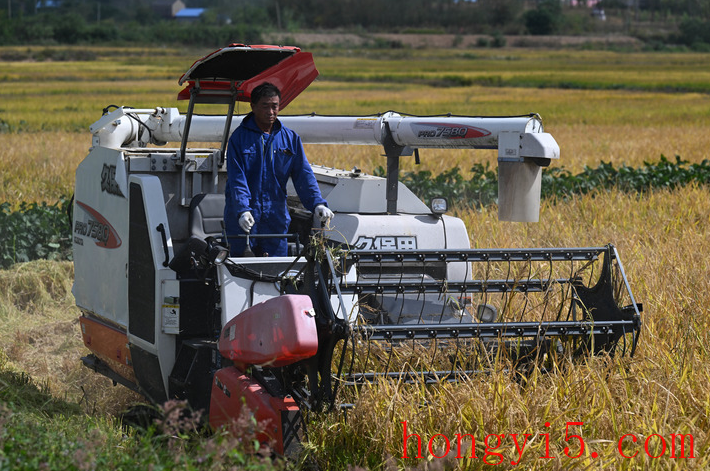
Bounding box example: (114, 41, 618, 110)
(73, 44, 642, 455)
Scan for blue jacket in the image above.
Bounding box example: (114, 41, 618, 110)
(224, 113, 327, 256)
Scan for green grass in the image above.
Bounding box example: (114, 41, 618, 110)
(0, 362, 282, 470)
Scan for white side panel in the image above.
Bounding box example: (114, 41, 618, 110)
(442, 215, 472, 280)
(323, 213, 470, 251)
(314, 175, 430, 214)
(126, 175, 177, 396)
(219, 267, 282, 325)
(218, 258, 359, 326)
(324, 213, 471, 281)
(72, 147, 130, 328)
(218, 258, 304, 326)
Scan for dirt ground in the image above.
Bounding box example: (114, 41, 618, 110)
(264, 32, 642, 49)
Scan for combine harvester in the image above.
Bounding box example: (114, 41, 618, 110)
(73, 44, 642, 454)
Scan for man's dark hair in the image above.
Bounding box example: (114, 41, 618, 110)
(251, 82, 281, 105)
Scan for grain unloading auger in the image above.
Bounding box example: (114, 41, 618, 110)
(73, 44, 642, 455)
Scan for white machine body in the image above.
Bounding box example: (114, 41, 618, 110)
(74, 45, 560, 403)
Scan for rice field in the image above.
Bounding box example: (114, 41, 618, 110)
(1, 45, 709, 469)
(1, 47, 709, 203)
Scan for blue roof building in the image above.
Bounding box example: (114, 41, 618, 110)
(175, 8, 206, 22)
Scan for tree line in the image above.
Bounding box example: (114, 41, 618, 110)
(0, 0, 709, 49)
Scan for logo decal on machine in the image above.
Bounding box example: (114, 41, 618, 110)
(74, 201, 122, 249)
(412, 122, 491, 140)
(100, 164, 124, 197)
(354, 236, 417, 251)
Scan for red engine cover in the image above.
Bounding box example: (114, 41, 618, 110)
(209, 367, 301, 455)
(219, 294, 318, 367)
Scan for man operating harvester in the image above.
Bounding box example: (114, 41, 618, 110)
(224, 82, 333, 257)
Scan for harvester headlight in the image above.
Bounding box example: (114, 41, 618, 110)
(476, 303, 497, 323)
(206, 237, 229, 265)
(430, 197, 448, 215)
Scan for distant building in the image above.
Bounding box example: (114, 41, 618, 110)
(36, 0, 61, 9)
(175, 8, 206, 23)
(152, 0, 186, 19)
(568, 0, 602, 6)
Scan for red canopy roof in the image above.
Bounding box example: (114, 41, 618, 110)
(177, 43, 319, 110)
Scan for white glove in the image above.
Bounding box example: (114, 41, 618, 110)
(314, 204, 334, 223)
(239, 211, 254, 233)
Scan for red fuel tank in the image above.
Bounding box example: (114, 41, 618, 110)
(219, 294, 318, 367)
